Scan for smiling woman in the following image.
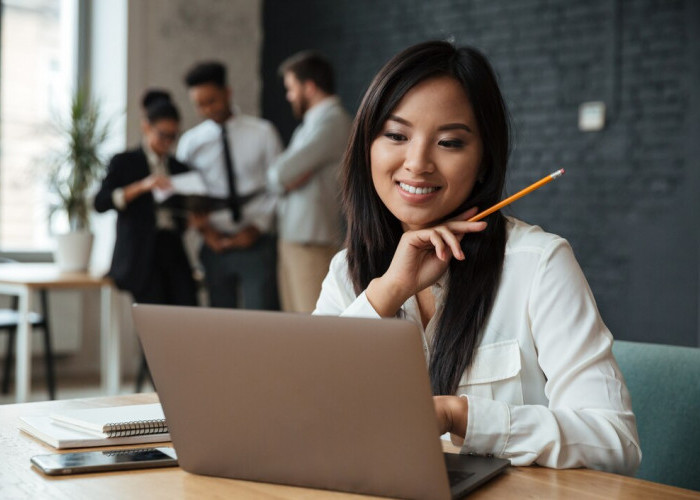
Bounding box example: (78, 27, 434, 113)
(313, 40, 641, 475)
(370, 76, 484, 231)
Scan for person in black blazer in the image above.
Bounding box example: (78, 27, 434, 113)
(95, 94, 197, 306)
(95, 95, 198, 390)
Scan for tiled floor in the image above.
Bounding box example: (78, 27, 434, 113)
(0, 376, 151, 405)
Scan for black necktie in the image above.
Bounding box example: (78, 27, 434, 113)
(220, 124, 241, 222)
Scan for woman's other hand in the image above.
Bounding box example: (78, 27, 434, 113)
(433, 395, 469, 437)
(141, 173, 172, 192)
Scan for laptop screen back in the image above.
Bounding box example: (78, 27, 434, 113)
(133, 305, 452, 499)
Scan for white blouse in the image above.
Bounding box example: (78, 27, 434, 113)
(313, 217, 641, 475)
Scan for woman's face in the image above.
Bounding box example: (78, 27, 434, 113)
(370, 76, 483, 231)
(144, 118, 179, 157)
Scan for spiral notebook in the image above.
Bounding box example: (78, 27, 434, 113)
(19, 403, 170, 449)
(18, 416, 171, 449)
(49, 404, 167, 438)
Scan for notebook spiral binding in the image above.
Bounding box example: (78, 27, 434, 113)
(102, 447, 164, 457)
(103, 419, 169, 438)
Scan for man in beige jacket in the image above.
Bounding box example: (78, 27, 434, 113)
(267, 51, 352, 312)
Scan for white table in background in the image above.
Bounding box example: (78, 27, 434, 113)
(0, 263, 119, 402)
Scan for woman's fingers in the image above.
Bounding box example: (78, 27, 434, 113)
(428, 231, 447, 261)
(410, 224, 481, 261)
(401, 217, 487, 269)
(433, 226, 465, 261)
(445, 219, 487, 235)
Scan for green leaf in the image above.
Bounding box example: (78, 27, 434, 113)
(44, 85, 111, 231)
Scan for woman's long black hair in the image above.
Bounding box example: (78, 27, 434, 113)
(342, 41, 510, 395)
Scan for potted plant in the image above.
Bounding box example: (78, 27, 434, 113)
(47, 86, 110, 271)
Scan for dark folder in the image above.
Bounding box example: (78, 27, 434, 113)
(158, 194, 230, 213)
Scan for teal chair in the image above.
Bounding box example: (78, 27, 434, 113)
(612, 340, 700, 491)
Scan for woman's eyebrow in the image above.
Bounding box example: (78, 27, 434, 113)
(387, 114, 411, 126)
(387, 115, 474, 134)
(437, 123, 474, 133)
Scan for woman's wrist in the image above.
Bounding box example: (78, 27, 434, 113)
(122, 180, 147, 204)
(434, 395, 469, 438)
(139, 177, 152, 195)
(451, 395, 469, 438)
(366, 276, 410, 317)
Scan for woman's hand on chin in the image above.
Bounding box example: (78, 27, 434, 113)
(366, 207, 486, 317)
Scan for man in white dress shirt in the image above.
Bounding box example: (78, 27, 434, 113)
(178, 61, 283, 309)
(267, 52, 352, 312)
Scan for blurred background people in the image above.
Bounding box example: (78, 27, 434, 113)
(177, 61, 282, 310)
(268, 51, 352, 312)
(94, 90, 197, 389)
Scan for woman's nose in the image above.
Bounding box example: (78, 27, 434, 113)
(403, 139, 434, 174)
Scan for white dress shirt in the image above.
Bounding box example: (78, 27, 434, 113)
(267, 96, 352, 245)
(313, 217, 641, 475)
(176, 110, 283, 234)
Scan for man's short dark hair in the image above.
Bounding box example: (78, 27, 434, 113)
(278, 51, 335, 95)
(184, 61, 227, 88)
(141, 88, 172, 110)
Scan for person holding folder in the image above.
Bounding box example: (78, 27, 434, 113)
(95, 92, 198, 387)
(177, 61, 282, 310)
(314, 41, 641, 474)
(95, 92, 197, 306)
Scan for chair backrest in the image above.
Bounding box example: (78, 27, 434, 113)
(612, 340, 700, 491)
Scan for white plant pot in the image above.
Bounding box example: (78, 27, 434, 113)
(54, 231, 94, 272)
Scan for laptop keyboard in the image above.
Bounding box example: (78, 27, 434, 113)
(447, 469, 475, 488)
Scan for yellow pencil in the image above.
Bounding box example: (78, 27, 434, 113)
(468, 169, 565, 222)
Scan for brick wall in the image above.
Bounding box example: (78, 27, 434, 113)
(262, 0, 700, 346)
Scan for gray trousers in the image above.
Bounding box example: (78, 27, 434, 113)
(199, 233, 279, 310)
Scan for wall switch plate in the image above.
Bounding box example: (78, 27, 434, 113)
(578, 101, 606, 131)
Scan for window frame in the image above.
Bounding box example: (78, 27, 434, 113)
(0, 0, 87, 258)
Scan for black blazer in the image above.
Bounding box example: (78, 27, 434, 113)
(94, 147, 190, 294)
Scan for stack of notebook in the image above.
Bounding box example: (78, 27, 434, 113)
(18, 403, 170, 449)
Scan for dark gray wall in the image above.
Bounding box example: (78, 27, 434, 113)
(262, 0, 700, 347)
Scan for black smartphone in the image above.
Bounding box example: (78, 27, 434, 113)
(31, 447, 178, 476)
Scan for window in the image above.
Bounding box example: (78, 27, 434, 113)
(0, 0, 77, 251)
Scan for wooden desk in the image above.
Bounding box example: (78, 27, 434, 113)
(1, 394, 698, 500)
(0, 264, 120, 402)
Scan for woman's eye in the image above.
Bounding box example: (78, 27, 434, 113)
(384, 132, 406, 142)
(438, 139, 465, 149)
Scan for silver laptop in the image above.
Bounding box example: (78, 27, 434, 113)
(133, 305, 509, 499)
